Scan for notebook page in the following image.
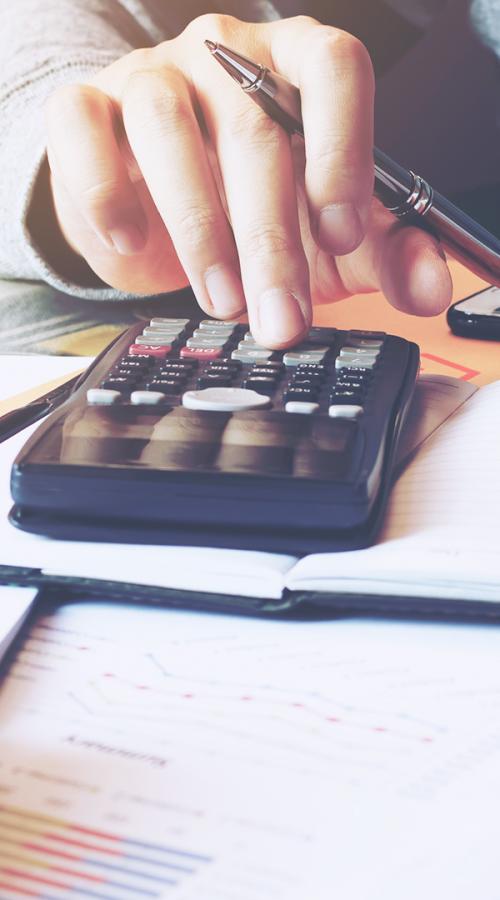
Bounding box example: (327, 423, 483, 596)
(289, 381, 500, 600)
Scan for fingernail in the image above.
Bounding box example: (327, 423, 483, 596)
(318, 203, 363, 255)
(256, 288, 307, 346)
(108, 223, 146, 255)
(205, 266, 246, 318)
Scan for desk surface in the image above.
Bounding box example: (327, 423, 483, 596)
(314, 262, 498, 387)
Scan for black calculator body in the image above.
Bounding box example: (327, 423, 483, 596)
(10, 317, 419, 553)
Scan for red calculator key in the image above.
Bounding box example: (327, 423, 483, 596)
(180, 347, 223, 360)
(129, 343, 171, 358)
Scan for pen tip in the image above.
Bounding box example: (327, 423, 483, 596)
(204, 39, 217, 53)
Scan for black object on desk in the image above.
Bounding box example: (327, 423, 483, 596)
(9, 313, 419, 553)
(0, 375, 81, 444)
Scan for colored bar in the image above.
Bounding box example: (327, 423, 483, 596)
(0, 805, 211, 862)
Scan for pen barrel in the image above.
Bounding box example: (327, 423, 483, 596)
(244, 69, 304, 135)
(250, 67, 500, 286)
(425, 191, 500, 286)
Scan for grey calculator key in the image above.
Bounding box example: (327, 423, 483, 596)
(232, 348, 274, 361)
(186, 335, 228, 348)
(339, 346, 380, 359)
(284, 350, 327, 366)
(143, 326, 183, 338)
(150, 318, 190, 326)
(347, 338, 384, 349)
(237, 339, 267, 351)
(194, 325, 235, 336)
(335, 357, 377, 370)
(199, 319, 240, 328)
(135, 334, 174, 346)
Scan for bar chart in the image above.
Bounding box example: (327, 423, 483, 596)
(0, 804, 211, 899)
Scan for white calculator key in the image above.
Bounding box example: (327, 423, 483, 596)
(150, 318, 190, 326)
(182, 387, 270, 412)
(87, 389, 121, 405)
(231, 348, 273, 361)
(328, 404, 363, 419)
(285, 401, 320, 415)
(130, 391, 166, 405)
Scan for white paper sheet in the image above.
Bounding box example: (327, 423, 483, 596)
(0, 356, 92, 403)
(2, 600, 500, 899)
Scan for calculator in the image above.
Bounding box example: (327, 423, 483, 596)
(10, 315, 419, 553)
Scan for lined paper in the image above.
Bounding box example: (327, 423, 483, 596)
(290, 381, 500, 600)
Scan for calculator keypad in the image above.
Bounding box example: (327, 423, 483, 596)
(88, 317, 387, 422)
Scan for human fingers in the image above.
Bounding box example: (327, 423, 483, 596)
(193, 33, 310, 347)
(335, 200, 453, 315)
(46, 83, 147, 256)
(270, 16, 375, 257)
(121, 63, 247, 320)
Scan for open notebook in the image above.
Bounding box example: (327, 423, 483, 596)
(1, 374, 498, 618)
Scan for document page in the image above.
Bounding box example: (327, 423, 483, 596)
(290, 380, 500, 600)
(1, 601, 500, 898)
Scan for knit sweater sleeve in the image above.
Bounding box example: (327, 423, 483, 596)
(0, 0, 279, 300)
(0, 0, 157, 299)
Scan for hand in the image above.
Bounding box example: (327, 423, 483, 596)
(45, 14, 452, 348)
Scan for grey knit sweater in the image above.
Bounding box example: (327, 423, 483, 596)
(0, 0, 496, 299)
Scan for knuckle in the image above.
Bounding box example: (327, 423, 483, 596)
(46, 83, 96, 127)
(310, 138, 358, 172)
(80, 177, 123, 215)
(242, 221, 298, 260)
(311, 27, 373, 79)
(290, 14, 319, 28)
(184, 12, 238, 42)
(175, 205, 222, 248)
(125, 47, 152, 70)
(229, 104, 283, 149)
(124, 71, 192, 136)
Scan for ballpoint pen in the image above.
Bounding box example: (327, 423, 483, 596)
(0, 374, 80, 444)
(205, 39, 500, 286)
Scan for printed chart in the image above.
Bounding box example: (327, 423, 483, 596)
(2, 601, 500, 899)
